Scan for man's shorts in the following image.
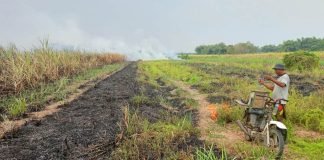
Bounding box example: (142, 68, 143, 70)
(275, 104, 286, 121)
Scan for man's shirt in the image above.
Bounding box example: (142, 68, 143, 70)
(272, 74, 290, 104)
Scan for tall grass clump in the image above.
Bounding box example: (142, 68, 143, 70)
(287, 89, 324, 133)
(283, 51, 320, 71)
(0, 42, 125, 96)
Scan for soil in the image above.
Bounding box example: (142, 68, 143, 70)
(0, 63, 140, 160)
(293, 82, 320, 96)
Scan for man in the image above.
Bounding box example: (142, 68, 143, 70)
(259, 64, 290, 121)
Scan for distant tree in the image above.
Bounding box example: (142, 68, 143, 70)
(227, 45, 235, 54)
(194, 37, 324, 54)
(280, 37, 324, 52)
(195, 46, 204, 54)
(195, 43, 228, 54)
(211, 43, 227, 54)
(280, 40, 299, 52)
(261, 45, 279, 52)
(232, 42, 259, 53)
(298, 37, 324, 51)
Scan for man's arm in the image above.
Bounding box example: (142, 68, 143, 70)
(259, 79, 274, 91)
(264, 83, 274, 91)
(264, 75, 286, 88)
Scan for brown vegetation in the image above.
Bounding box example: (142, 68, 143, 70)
(0, 44, 125, 96)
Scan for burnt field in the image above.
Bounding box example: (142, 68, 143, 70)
(1, 63, 139, 159)
(0, 62, 219, 159)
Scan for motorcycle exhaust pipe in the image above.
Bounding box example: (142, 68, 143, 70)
(236, 120, 251, 137)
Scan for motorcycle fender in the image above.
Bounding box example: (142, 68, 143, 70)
(269, 121, 287, 130)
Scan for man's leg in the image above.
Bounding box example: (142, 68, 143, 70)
(276, 104, 286, 122)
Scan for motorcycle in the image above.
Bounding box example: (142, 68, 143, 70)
(235, 91, 287, 159)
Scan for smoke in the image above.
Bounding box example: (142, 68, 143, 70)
(0, 1, 178, 60)
(47, 20, 178, 60)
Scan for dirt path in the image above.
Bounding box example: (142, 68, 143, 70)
(173, 81, 211, 138)
(0, 63, 139, 160)
(173, 81, 244, 153)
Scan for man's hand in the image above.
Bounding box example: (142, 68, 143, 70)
(264, 75, 274, 81)
(258, 78, 265, 85)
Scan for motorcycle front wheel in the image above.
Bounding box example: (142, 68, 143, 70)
(268, 128, 285, 159)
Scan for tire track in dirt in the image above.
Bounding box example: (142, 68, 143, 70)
(0, 62, 139, 160)
(173, 81, 244, 154)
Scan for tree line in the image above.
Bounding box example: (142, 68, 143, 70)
(195, 37, 324, 54)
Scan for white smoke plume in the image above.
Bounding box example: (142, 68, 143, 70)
(44, 20, 178, 60)
(0, 2, 178, 61)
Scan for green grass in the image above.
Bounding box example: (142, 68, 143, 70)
(0, 63, 126, 119)
(130, 95, 153, 107)
(139, 61, 212, 86)
(233, 143, 276, 159)
(288, 137, 324, 159)
(8, 98, 27, 117)
(196, 146, 228, 160)
(287, 89, 324, 132)
(184, 98, 199, 109)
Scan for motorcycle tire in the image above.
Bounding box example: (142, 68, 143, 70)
(268, 128, 285, 159)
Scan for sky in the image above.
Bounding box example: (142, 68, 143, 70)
(1, 0, 324, 59)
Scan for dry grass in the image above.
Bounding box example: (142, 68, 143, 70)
(0, 42, 125, 96)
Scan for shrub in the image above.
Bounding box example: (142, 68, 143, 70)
(283, 51, 320, 71)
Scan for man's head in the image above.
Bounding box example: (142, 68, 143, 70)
(272, 64, 286, 76)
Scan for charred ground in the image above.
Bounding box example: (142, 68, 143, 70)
(0, 62, 215, 160)
(0, 63, 139, 159)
